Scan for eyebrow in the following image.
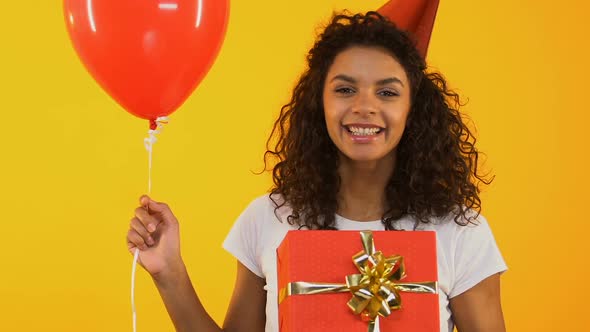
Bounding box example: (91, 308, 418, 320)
(330, 74, 405, 87)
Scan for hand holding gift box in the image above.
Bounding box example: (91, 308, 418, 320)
(277, 230, 440, 332)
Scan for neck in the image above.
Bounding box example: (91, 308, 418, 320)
(337, 153, 395, 221)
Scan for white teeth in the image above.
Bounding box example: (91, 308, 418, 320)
(347, 126, 381, 136)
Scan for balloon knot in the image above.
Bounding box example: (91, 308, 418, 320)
(149, 119, 157, 130)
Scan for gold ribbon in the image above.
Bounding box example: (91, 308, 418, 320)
(278, 231, 437, 332)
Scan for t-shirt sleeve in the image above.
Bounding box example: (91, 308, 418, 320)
(449, 215, 507, 298)
(222, 198, 265, 278)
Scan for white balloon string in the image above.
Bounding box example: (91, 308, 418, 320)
(131, 248, 139, 332)
(132, 117, 169, 332)
(144, 117, 169, 193)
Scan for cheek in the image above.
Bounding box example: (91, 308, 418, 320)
(384, 108, 411, 141)
(323, 100, 342, 128)
(387, 111, 409, 129)
(323, 106, 344, 146)
(324, 113, 341, 142)
(398, 112, 410, 128)
(394, 102, 411, 125)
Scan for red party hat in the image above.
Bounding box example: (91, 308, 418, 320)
(377, 0, 440, 58)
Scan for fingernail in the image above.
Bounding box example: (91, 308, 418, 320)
(147, 237, 154, 245)
(148, 224, 156, 232)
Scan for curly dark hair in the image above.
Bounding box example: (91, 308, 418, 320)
(264, 11, 492, 230)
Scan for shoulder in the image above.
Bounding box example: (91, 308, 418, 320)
(242, 193, 290, 219)
(422, 208, 495, 239)
(236, 193, 293, 227)
(223, 194, 279, 278)
(420, 209, 504, 267)
(425, 209, 507, 297)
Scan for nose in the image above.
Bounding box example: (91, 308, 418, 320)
(351, 91, 377, 116)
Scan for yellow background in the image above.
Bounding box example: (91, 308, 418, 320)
(0, 0, 588, 330)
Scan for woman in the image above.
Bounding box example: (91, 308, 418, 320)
(126, 12, 507, 332)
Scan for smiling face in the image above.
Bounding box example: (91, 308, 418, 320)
(323, 46, 412, 164)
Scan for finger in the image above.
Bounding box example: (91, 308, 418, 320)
(130, 217, 155, 246)
(139, 195, 175, 218)
(139, 195, 151, 207)
(127, 229, 149, 251)
(127, 241, 140, 254)
(134, 207, 160, 233)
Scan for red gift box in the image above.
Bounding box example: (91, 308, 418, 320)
(277, 230, 439, 332)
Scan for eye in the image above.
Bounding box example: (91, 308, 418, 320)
(334, 87, 355, 94)
(378, 89, 400, 97)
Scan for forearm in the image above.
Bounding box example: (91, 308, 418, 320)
(153, 264, 221, 332)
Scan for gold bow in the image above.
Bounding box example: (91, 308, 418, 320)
(278, 231, 437, 332)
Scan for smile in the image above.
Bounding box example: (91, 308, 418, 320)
(344, 125, 384, 136)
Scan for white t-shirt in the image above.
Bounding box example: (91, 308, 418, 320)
(223, 195, 507, 332)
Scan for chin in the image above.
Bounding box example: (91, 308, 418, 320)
(339, 147, 396, 164)
(342, 152, 387, 163)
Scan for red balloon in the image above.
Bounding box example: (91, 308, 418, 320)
(64, 0, 230, 128)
